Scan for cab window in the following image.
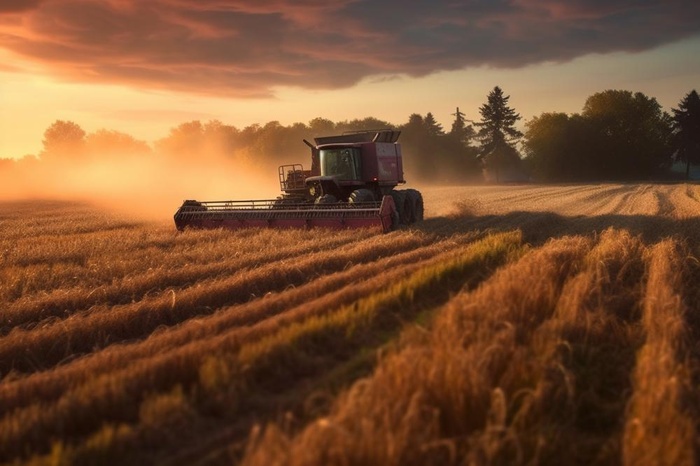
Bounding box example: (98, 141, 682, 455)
(320, 148, 361, 180)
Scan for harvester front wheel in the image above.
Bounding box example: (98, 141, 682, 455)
(390, 208, 401, 230)
(182, 200, 206, 211)
(389, 191, 408, 225)
(349, 189, 376, 203)
(273, 196, 299, 208)
(316, 194, 338, 204)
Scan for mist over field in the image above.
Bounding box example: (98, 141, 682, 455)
(3, 83, 696, 223)
(0, 143, 280, 221)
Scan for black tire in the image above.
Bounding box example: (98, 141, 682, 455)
(404, 196, 415, 224)
(182, 200, 206, 211)
(389, 190, 408, 225)
(273, 196, 303, 208)
(348, 189, 376, 204)
(390, 208, 400, 230)
(405, 189, 424, 222)
(315, 194, 338, 204)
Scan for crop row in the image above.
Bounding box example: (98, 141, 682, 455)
(1, 227, 373, 330)
(241, 228, 700, 466)
(1, 229, 436, 375)
(0, 232, 523, 463)
(0, 231, 478, 415)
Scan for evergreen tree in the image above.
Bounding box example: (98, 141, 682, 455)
(450, 106, 475, 145)
(405, 113, 424, 128)
(672, 90, 700, 179)
(451, 107, 466, 135)
(475, 86, 523, 182)
(423, 112, 443, 136)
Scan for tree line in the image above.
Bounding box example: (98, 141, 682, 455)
(3, 87, 699, 183)
(525, 89, 700, 181)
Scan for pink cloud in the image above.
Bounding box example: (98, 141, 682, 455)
(0, 0, 698, 97)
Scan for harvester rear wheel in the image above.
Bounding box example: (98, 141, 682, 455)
(404, 197, 415, 224)
(406, 189, 424, 222)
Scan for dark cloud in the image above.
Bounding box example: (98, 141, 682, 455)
(0, 0, 43, 13)
(1, 0, 698, 97)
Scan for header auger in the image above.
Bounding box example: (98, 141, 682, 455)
(174, 130, 423, 233)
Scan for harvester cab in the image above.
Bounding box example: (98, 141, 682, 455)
(174, 130, 423, 233)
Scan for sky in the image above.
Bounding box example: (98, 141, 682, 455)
(1, 0, 700, 160)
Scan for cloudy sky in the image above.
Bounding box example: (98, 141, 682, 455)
(1, 0, 699, 159)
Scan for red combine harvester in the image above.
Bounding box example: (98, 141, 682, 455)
(174, 130, 423, 233)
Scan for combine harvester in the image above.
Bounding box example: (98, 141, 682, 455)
(174, 130, 423, 233)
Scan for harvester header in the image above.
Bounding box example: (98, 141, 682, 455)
(174, 130, 423, 233)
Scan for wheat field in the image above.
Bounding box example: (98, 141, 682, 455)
(2, 183, 700, 465)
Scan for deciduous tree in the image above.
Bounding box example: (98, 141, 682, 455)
(155, 120, 205, 159)
(582, 90, 673, 179)
(85, 130, 152, 159)
(308, 117, 335, 135)
(337, 117, 394, 133)
(400, 114, 433, 179)
(41, 120, 86, 160)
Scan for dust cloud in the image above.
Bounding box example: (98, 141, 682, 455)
(0, 151, 281, 223)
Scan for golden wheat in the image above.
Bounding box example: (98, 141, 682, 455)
(622, 240, 696, 466)
(0, 232, 476, 415)
(1, 183, 700, 465)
